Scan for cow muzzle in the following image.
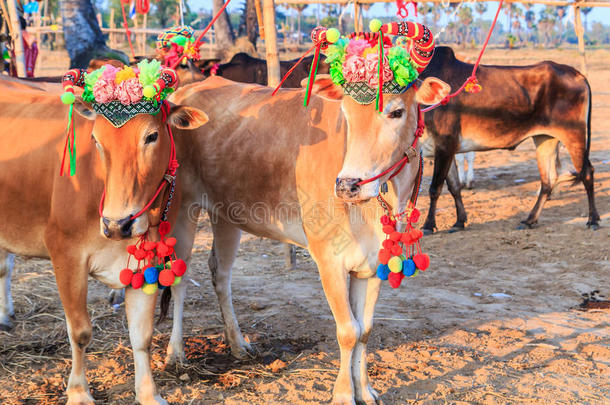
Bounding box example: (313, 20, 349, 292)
(335, 177, 364, 201)
(101, 215, 142, 240)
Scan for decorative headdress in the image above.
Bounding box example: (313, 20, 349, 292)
(59, 60, 178, 175)
(156, 25, 200, 67)
(275, 20, 434, 113)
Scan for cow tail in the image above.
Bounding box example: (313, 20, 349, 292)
(573, 76, 593, 186)
(158, 287, 172, 325)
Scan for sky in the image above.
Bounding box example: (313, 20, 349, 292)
(194, 0, 610, 29)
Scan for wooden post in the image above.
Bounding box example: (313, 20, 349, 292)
(5, 0, 26, 76)
(255, 0, 265, 40)
(263, 0, 280, 87)
(141, 13, 147, 56)
(354, 1, 361, 32)
(109, 8, 116, 49)
(573, 5, 587, 76)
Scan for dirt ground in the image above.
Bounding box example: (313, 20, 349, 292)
(1, 48, 609, 404)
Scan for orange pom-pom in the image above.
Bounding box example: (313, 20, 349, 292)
(413, 253, 430, 271)
(172, 259, 187, 276)
(382, 225, 395, 234)
(131, 272, 144, 289)
(390, 231, 402, 241)
(382, 239, 395, 250)
(119, 268, 133, 285)
(391, 245, 403, 256)
(378, 249, 391, 265)
(165, 237, 177, 247)
(388, 271, 405, 288)
(158, 269, 176, 286)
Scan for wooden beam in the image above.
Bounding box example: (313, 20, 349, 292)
(4, 0, 26, 76)
(278, 0, 610, 7)
(573, 5, 588, 76)
(354, 1, 361, 32)
(263, 0, 280, 87)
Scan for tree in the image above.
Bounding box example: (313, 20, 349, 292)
(213, 0, 234, 49)
(238, 0, 259, 48)
(581, 7, 592, 32)
(61, 0, 126, 68)
(457, 6, 473, 44)
(287, 3, 308, 44)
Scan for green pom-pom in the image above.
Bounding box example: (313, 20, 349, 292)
(61, 92, 75, 105)
(369, 19, 382, 33)
(138, 59, 162, 87)
(170, 35, 187, 47)
(173, 276, 182, 286)
(326, 28, 340, 44)
(143, 85, 157, 99)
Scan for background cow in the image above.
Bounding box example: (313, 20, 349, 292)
(420, 46, 599, 233)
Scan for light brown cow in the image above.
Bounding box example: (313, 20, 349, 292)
(0, 79, 207, 405)
(163, 73, 449, 404)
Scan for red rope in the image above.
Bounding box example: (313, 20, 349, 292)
(421, 0, 503, 113)
(120, 0, 136, 60)
(193, 0, 233, 50)
(272, 43, 316, 96)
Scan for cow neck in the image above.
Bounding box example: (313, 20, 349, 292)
(97, 101, 178, 226)
(368, 105, 429, 289)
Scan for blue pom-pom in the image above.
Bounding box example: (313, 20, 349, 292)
(144, 266, 159, 284)
(376, 263, 390, 280)
(403, 259, 416, 277)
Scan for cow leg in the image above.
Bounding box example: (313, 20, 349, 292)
(208, 215, 253, 359)
(455, 153, 465, 186)
(125, 288, 167, 405)
(465, 151, 475, 189)
(423, 147, 458, 234)
(0, 251, 15, 331)
(581, 160, 600, 229)
(520, 135, 559, 228)
(51, 253, 94, 405)
(445, 158, 468, 232)
(349, 275, 382, 405)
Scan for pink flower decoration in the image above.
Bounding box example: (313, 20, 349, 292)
(345, 39, 369, 57)
(115, 78, 143, 105)
(364, 53, 394, 88)
(101, 64, 120, 81)
(93, 78, 116, 103)
(342, 56, 366, 82)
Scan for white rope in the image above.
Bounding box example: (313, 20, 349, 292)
(179, 0, 184, 26)
(434, 0, 464, 40)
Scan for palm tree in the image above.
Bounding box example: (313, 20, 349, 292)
(213, 0, 235, 49)
(287, 3, 308, 44)
(474, 3, 487, 43)
(582, 7, 593, 32)
(457, 6, 473, 44)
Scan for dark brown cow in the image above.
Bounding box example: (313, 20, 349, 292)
(420, 46, 599, 232)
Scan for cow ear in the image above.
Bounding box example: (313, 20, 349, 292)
(300, 74, 343, 101)
(415, 77, 451, 105)
(167, 105, 209, 130)
(73, 98, 96, 121)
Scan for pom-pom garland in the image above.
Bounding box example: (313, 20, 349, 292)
(119, 220, 187, 291)
(376, 205, 430, 289)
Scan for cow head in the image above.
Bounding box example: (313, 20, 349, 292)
(62, 62, 207, 240)
(309, 21, 450, 202)
(75, 101, 207, 239)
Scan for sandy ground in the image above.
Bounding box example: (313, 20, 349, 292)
(0, 48, 609, 404)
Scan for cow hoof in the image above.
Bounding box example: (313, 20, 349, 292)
(586, 222, 600, 230)
(164, 351, 187, 368)
(66, 391, 95, 405)
(231, 340, 256, 360)
(0, 317, 13, 331)
(422, 228, 435, 236)
(448, 224, 465, 233)
(517, 221, 536, 230)
(137, 394, 168, 405)
(332, 394, 357, 405)
(356, 386, 383, 405)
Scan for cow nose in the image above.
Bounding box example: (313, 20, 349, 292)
(102, 217, 111, 238)
(335, 177, 362, 200)
(118, 215, 135, 238)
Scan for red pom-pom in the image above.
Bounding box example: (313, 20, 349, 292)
(127, 245, 137, 255)
(409, 229, 422, 242)
(413, 253, 430, 271)
(134, 249, 147, 260)
(382, 225, 395, 234)
(159, 221, 171, 237)
(382, 239, 395, 250)
(119, 268, 133, 285)
(165, 237, 177, 247)
(390, 231, 402, 241)
(391, 245, 403, 256)
(388, 271, 405, 288)
(400, 232, 413, 245)
(378, 249, 391, 265)
(156, 242, 170, 257)
(131, 272, 145, 289)
(143, 241, 157, 251)
(158, 269, 175, 286)
(380, 215, 391, 225)
(409, 208, 420, 223)
(172, 259, 187, 276)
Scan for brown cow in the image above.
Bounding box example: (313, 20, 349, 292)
(0, 79, 207, 404)
(420, 46, 599, 232)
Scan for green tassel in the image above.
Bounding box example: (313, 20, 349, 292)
(67, 104, 76, 176)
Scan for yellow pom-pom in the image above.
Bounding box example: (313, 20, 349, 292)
(142, 283, 158, 295)
(369, 19, 382, 33)
(411, 269, 419, 278)
(388, 256, 403, 273)
(115, 66, 136, 84)
(143, 85, 157, 99)
(172, 276, 182, 286)
(61, 92, 75, 105)
(326, 28, 340, 44)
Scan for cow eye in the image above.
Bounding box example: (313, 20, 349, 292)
(388, 109, 404, 119)
(145, 132, 158, 144)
